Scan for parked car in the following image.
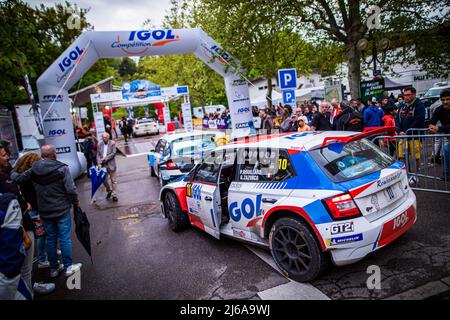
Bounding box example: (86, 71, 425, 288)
(133, 118, 159, 137)
(421, 81, 450, 122)
(148, 131, 225, 186)
(159, 130, 417, 282)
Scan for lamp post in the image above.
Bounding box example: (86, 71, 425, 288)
(357, 30, 390, 77)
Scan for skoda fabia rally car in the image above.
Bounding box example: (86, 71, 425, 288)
(159, 129, 417, 282)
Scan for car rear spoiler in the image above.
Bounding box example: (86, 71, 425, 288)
(317, 126, 397, 149)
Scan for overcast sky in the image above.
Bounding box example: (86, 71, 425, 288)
(25, 0, 172, 30)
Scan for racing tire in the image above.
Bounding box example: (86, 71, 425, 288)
(164, 191, 189, 231)
(269, 217, 329, 282)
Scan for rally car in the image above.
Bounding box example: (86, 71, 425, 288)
(159, 129, 417, 282)
(148, 130, 225, 186)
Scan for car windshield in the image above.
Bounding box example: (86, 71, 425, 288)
(424, 88, 444, 97)
(172, 136, 216, 156)
(309, 139, 394, 182)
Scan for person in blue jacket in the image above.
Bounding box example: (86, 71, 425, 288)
(363, 97, 384, 128)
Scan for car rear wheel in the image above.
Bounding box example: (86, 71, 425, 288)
(269, 217, 329, 282)
(164, 192, 189, 231)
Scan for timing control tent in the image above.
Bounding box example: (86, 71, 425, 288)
(37, 28, 254, 177)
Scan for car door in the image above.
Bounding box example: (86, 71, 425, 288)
(185, 154, 222, 239)
(227, 148, 296, 242)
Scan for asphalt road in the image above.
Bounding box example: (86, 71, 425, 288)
(33, 136, 450, 300)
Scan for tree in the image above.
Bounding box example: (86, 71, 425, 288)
(0, 0, 91, 106)
(193, 0, 342, 107)
(278, 0, 449, 99)
(118, 58, 138, 80)
(135, 0, 228, 108)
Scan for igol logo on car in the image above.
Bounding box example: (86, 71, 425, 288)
(56, 46, 85, 83)
(111, 30, 180, 55)
(229, 195, 262, 222)
(42, 95, 64, 103)
(47, 129, 67, 138)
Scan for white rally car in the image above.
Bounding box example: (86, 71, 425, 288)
(159, 129, 417, 282)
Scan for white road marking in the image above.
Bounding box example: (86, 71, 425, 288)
(244, 245, 330, 300)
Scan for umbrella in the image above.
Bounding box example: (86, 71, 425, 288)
(73, 205, 93, 264)
(90, 166, 107, 198)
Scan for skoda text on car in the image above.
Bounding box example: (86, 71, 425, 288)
(133, 118, 159, 137)
(159, 129, 417, 282)
(149, 131, 225, 186)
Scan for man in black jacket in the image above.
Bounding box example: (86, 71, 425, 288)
(11, 145, 82, 280)
(335, 100, 363, 132)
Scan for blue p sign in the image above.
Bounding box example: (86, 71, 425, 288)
(282, 89, 296, 104)
(278, 68, 297, 89)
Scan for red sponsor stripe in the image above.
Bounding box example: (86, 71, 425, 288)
(187, 213, 205, 231)
(231, 132, 293, 145)
(152, 39, 180, 46)
(173, 186, 188, 212)
(262, 206, 326, 251)
(349, 181, 376, 198)
(377, 205, 416, 247)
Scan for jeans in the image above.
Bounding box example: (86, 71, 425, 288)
(42, 209, 72, 271)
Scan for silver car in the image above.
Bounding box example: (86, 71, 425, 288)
(148, 131, 224, 186)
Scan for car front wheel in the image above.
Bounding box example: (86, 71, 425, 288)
(164, 191, 189, 231)
(269, 217, 329, 282)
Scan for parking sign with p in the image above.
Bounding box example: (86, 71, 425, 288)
(278, 68, 297, 89)
(282, 90, 296, 104)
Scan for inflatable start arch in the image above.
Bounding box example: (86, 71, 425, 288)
(37, 28, 254, 177)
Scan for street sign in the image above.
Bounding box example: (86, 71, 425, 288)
(282, 89, 296, 105)
(360, 79, 385, 103)
(278, 68, 297, 89)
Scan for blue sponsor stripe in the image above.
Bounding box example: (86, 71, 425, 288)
(303, 199, 333, 224)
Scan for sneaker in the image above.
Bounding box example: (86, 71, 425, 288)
(38, 260, 50, 269)
(50, 264, 64, 278)
(112, 196, 118, 202)
(65, 263, 82, 277)
(106, 191, 112, 199)
(33, 282, 55, 295)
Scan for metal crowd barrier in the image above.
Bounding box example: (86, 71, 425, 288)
(373, 129, 450, 194)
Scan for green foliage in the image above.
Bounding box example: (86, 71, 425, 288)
(0, 0, 91, 107)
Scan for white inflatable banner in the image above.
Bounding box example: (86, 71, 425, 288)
(37, 28, 254, 177)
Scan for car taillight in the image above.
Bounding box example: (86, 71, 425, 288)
(166, 159, 178, 170)
(323, 193, 361, 220)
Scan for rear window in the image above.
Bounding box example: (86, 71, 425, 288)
(137, 119, 154, 124)
(309, 139, 394, 182)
